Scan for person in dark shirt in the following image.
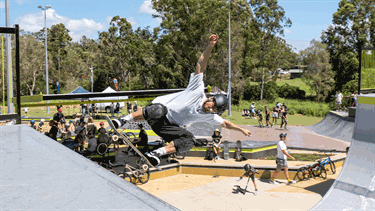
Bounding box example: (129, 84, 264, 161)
(53, 108, 65, 129)
(98, 122, 106, 134)
(258, 110, 264, 128)
(280, 107, 288, 129)
(115, 102, 121, 117)
(265, 106, 272, 128)
(86, 117, 98, 138)
(133, 101, 138, 112)
(126, 124, 149, 155)
(236, 164, 259, 195)
(126, 102, 132, 114)
(211, 129, 222, 160)
(45, 120, 59, 141)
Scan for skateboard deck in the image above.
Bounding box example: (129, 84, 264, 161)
(105, 116, 160, 170)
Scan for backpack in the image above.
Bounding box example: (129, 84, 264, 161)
(205, 148, 215, 160)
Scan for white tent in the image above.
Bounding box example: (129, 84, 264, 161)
(90, 87, 128, 101)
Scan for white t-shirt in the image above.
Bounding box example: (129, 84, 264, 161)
(152, 73, 224, 126)
(335, 93, 343, 103)
(277, 140, 287, 159)
(88, 138, 97, 152)
(24, 107, 29, 112)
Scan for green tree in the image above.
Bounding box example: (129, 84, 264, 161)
(249, 0, 292, 100)
(321, 0, 375, 91)
(300, 39, 335, 102)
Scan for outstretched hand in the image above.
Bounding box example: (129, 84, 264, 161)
(241, 128, 252, 137)
(209, 34, 219, 46)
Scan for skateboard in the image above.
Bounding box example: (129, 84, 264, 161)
(105, 116, 160, 170)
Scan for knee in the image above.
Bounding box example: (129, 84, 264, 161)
(173, 137, 195, 154)
(143, 103, 168, 120)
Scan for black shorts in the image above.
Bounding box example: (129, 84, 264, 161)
(143, 105, 196, 147)
(244, 172, 255, 182)
(266, 115, 270, 121)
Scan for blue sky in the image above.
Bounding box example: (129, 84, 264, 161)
(0, 0, 341, 52)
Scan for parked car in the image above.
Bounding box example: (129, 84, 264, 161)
(95, 101, 125, 113)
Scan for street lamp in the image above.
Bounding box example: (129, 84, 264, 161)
(227, 0, 232, 116)
(38, 5, 51, 114)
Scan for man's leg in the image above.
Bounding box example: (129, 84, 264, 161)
(271, 169, 280, 183)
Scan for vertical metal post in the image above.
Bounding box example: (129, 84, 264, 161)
(223, 140, 229, 160)
(358, 46, 362, 95)
(45, 9, 50, 114)
(228, 0, 231, 116)
(15, 25, 21, 124)
(91, 66, 93, 92)
(6, 0, 13, 113)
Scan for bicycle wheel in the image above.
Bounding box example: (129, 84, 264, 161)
(303, 168, 311, 180)
(328, 161, 336, 175)
(97, 143, 108, 156)
(312, 166, 322, 177)
(320, 168, 327, 179)
(137, 164, 150, 184)
(118, 172, 133, 184)
(297, 168, 306, 181)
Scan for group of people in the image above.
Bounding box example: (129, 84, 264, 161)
(109, 101, 139, 117)
(335, 90, 359, 112)
(242, 101, 288, 129)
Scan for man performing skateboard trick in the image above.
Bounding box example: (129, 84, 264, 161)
(112, 34, 252, 166)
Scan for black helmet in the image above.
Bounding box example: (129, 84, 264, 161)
(213, 94, 228, 116)
(279, 133, 287, 139)
(244, 164, 251, 171)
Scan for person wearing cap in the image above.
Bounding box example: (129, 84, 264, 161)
(110, 34, 251, 167)
(37, 119, 45, 133)
(98, 122, 106, 134)
(30, 120, 36, 130)
(211, 129, 222, 160)
(270, 133, 295, 185)
(237, 164, 259, 195)
(53, 108, 65, 129)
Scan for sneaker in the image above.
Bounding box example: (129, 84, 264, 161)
(254, 190, 258, 196)
(287, 180, 296, 185)
(270, 180, 278, 184)
(145, 152, 161, 166)
(215, 156, 220, 160)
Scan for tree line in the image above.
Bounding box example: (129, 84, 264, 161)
(0, 0, 373, 105)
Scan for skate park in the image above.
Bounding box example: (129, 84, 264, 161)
(1, 94, 374, 210)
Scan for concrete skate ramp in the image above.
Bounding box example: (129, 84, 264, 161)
(0, 125, 179, 210)
(307, 111, 354, 142)
(311, 96, 375, 210)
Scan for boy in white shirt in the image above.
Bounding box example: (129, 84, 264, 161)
(270, 133, 295, 185)
(335, 90, 343, 111)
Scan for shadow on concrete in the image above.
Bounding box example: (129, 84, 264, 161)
(304, 179, 335, 197)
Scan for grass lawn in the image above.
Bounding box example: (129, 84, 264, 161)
(262, 153, 328, 162)
(221, 110, 323, 126)
(250, 78, 315, 96)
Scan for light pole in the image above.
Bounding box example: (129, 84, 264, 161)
(38, 5, 51, 114)
(90, 66, 93, 92)
(227, 0, 232, 116)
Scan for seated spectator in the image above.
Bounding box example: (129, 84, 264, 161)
(24, 107, 29, 117)
(97, 128, 110, 145)
(30, 120, 37, 130)
(211, 129, 222, 160)
(37, 119, 45, 132)
(75, 121, 87, 152)
(242, 109, 247, 117)
(126, 124, 148, 155)
(98, 122, 106, 134)
(86, 117, 98, 138)
(87, 134, 98, 153)
(45, 120, 59, 141)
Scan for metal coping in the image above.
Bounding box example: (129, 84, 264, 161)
(0, 113, 19, 121)
(358, 96, 375, 105)
(43, 89, 186, 100)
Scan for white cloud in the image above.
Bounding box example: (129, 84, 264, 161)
(15, 9, 105, 42)
(0, 2, 4, 8)
(127, 17, 138, 26)
(285, 29, 293, 34)
(139, 0, 156, 15)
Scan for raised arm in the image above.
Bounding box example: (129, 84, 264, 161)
(221, 120, 251, 137)
(195, 34, 219, 75)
